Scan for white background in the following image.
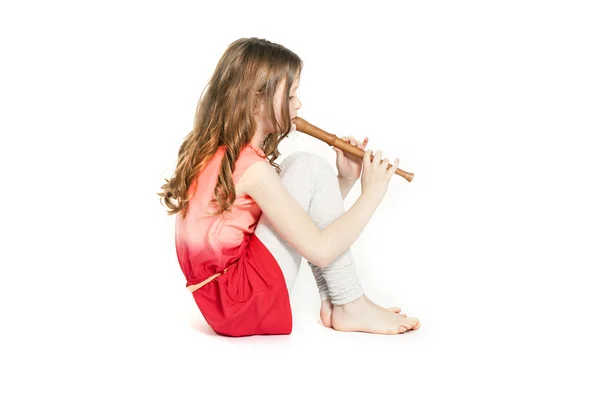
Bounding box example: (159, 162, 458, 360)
(1, 0, 598, 398)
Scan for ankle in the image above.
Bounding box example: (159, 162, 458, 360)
(338, 294, 367, 311)
(321, 298, 332, 307)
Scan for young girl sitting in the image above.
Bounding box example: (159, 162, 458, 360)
(158, 37, 420, 337)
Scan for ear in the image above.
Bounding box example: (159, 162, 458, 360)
(253, 93, 265, 115)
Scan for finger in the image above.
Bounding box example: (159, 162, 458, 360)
(381, 158, 390, 172)
(349, 136, 357, 146)
(387, 158, 399, 179)
(386, 158, 399, 176)
(373, 150, 382, 166)
(363, 149, 373, 166)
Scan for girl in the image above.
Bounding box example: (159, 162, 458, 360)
(158, 37, 420, 337)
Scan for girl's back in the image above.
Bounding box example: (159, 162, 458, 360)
(173, 142, 294, 337)
(175, 143, 268, 286)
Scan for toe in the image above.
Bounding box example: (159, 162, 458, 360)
(400, 318, 417, 331)
(409, 319, 420, 330)
(386, 307, 402, 313)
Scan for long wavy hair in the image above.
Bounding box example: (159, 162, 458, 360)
(158, 37, 303, 219)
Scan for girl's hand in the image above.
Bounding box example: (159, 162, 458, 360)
(333, 135, 369, 182)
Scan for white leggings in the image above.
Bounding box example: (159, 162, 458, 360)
(254, 151, 364, 305)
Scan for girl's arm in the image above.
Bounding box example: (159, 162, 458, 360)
(337, 175, 356, 200)
(241, 162, 380, 268)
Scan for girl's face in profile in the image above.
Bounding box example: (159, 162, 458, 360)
(285, 75, 302, 121)
(257, 75, 302, 135)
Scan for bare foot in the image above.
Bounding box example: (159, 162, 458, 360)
(363, 295, 407, 318)
(330, 295, 420, 334)
(320, 297, 408, 328)
(362, 295, 420, 330)
(320, 299, 334, 328)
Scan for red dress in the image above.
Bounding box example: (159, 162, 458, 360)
(175, 143, 292, 337)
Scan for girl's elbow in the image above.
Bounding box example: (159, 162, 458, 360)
(310, 249, 330, 269)
(308, 231, 332, 267)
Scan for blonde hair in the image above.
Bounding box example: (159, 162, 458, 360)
(158, 37, 303, 219)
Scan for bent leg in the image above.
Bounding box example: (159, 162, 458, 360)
(254, 151, 364, 305)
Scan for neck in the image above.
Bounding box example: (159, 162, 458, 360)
(251, 132, 267, 149)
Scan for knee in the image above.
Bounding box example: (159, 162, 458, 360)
(279, 151, 312, 171)
(280, 151, 334, 176)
